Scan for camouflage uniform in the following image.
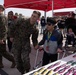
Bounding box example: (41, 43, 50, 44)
(9, 18, 39, 73)
(0, 14, 15, 68)
(7, 17, 16, 52)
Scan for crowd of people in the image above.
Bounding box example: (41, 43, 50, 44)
(0, 4, 76, 75)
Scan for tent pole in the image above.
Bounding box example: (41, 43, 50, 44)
(52, 0, 54, 17)
(44, 11, 46, 18)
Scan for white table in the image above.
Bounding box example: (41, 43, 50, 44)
(24, 53, 76, 75)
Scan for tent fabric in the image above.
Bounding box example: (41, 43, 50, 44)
(4, 0, 76, 11)
(54, 11, 74, 16)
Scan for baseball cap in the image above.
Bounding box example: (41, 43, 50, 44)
(47, 18, 56, 26)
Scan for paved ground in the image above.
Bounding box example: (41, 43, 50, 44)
(0, 27, 67, 75)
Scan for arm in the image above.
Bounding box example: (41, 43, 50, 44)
(31, 28, 39, 47)
(0, 24, 6, 40)
(38, 30, 46, 46)
(0, 16, 6, 44)
(0, 24, 6, 44)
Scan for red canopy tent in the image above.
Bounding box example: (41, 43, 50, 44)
(4, 0, 76, 11)
(4, 0, 76, 17)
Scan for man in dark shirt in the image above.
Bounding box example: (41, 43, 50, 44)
(65, 12, 76, 35)
(40, 16, 46, 34)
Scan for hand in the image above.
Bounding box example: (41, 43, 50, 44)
(39, 46, 44, 51)
(0, 40, 5, 44)
(34, 45, 39, 50)
(57, 48, 63, 53)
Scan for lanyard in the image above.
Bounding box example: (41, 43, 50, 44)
(47, 32, 52, 42)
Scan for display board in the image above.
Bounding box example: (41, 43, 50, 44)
(24, 53, 76, 75)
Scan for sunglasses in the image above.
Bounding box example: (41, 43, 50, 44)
(46, 22, 54, 26)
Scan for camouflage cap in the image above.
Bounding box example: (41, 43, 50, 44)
(0, 5, 5, 11)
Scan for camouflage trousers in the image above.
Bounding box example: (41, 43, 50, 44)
(12, 45, 31, 74)
(0, 44, 15, 65)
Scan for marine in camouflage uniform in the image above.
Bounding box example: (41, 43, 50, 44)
(0, 5, 16, 68)
(9, 11, 41, 74)
(7, 11, 17, 52)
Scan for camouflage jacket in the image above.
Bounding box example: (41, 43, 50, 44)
(9, 18, 39, 47)
(7, 18, 17, 37)
(0, 14, 6, 40)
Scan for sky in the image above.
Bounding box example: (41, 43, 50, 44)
(0, 0, 76, 17)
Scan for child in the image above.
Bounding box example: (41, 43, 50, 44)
(65, 28, 75, 46)
(38, 18, 63, 66)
